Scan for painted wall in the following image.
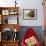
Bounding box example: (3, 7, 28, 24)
(0, 0, 44, 26)
(19, 0, 44, 26)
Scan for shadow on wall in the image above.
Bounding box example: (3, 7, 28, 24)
(18, 26, 43, 44)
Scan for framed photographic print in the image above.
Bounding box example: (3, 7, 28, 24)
(23, 9, 37, 20)
(2, 10, 9, 15)
(9, 10, 18, 15)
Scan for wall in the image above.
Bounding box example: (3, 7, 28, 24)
(0, 0, 15, 7)
(0, 0, 44, 26)
(19, 0, 44, 26)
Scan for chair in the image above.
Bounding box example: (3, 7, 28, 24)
(21, 28, 41, 46)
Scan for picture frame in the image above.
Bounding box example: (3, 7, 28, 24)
(23, 9, 37, 20)
(2, 10, 9, 15)
(9, 10, 18, 15)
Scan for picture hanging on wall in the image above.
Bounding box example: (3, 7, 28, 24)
(23, 9, 37, 20)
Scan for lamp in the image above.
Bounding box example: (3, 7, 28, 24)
(15, 0, 17, 7)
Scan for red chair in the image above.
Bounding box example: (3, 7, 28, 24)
(21, 28, 41, 46)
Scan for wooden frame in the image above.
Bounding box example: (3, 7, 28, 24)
(23, 9, 37, 20)
(0, 7, 19, 46)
